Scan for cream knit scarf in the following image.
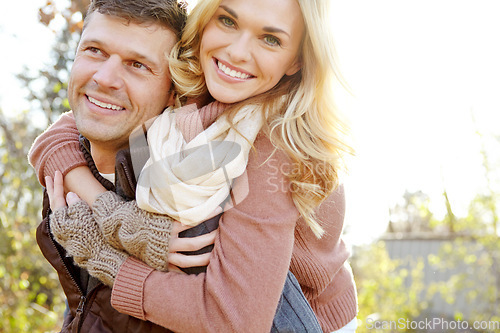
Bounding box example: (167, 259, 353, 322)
(136, 101, 264, 226)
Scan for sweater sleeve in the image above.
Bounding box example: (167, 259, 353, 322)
(28, 111, 87, 187)
(112, 134, 298, 332)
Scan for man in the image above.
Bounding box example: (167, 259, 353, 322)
(31, 0, 189, 331)
(30, 0, 323, 331)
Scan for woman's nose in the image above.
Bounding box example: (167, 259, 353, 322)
(226, 33, 252, 63)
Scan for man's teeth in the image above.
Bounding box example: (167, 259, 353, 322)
(217, 61, 250, 79)
(88, 96, 123, 110)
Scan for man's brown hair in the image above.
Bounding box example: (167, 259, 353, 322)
(86, 0, 187, 39)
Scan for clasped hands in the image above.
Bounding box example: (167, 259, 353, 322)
(46, 171, 217, 286)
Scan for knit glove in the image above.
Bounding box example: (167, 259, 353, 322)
(49, 200, 128, 287)
(92, 191, 173, 272)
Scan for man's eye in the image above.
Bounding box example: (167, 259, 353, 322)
(87, 47, 102, 54)
(264, 35, 281, 47)
(132, 62, 146, 70)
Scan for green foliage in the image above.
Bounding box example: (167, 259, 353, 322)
(0, 110, 65, 332)
(426, 122, 500, 330)
(0, 1, 90, 331)
(427, 225, 500, 330)
(351, 127, 500, 332)
(351, 241, 426, 333)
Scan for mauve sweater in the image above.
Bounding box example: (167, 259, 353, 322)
(28, 111, 357, 332)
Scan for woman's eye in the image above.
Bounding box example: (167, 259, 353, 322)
(264, 35, 281, 47)
(220, 16, 235, 27)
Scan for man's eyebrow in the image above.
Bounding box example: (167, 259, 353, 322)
(82, 39, 160, 68)
(219, 5, 290, 38)
(128, 50, 160, 68)
(80, 38, 100, 46)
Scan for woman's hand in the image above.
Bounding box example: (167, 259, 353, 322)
(167, 222, 217, 273)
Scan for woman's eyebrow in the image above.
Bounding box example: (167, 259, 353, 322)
(220, 5, 238, 18)
(263, 26, 290, 37)
(219, 5, 290, 38)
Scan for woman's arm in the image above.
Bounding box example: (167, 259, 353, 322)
(33, 113, 216, 270)
(28, 111, 107, 205)
(111, 134, 299, 332)
(29, 111, 88, 187)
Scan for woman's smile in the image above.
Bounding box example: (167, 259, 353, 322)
(214, 58, 254, 81)
(200, 0, 304, 104)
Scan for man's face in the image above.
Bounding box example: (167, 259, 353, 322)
(68, 12, 177, 152)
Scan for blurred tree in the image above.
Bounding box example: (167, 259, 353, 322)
(17, 0, 90, 126)
(351, 241, 426, 333)
(0, 109, 65, 331)
(427, 128, 500, 329)
(387, 190, 437, 234)
(352, 123, 500, 332)
(0, 0, 88, 331)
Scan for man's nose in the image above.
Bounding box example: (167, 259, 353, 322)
(226, 33, 252, 63)
(92, 55, 125, 90)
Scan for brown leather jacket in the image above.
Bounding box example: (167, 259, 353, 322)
(36, 136, 217, 332)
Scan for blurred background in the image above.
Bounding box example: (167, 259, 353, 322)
(0, 0, 499, 332)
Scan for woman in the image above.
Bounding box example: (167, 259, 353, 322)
(33, 0, 358, 331)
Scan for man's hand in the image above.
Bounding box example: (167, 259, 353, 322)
(46, 171, 128, 286)
(45, 170, 81, 210)
(47, 171, 217, 274)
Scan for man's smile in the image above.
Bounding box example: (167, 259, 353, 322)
(87, 95, 125, 111)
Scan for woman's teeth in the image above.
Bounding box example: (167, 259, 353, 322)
(218, 61, 251, 79)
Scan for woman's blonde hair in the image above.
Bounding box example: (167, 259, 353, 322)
(170, 0, 353, 237)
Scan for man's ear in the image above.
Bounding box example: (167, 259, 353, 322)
(285, 58, 302, 76)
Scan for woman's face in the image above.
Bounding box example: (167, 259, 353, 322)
(200, 0, 304, 104)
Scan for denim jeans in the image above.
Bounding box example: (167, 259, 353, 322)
(271, 271, 322, 333)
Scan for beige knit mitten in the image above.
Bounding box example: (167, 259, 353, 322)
(50, 201, 128, 286)
(92, 191, 173, 272)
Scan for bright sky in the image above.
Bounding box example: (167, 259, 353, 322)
(331, 0, 500, 243)
(2, 0, 500, 244)
(0, 0, 54, 112)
